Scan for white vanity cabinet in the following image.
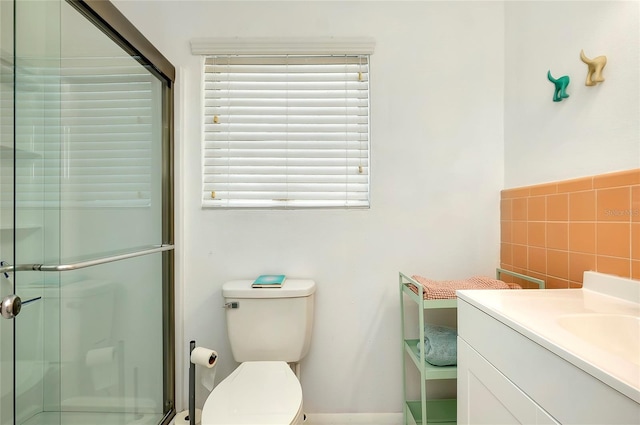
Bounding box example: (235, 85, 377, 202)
(457, 336, 558, 425)
(457, 276, 640, 425)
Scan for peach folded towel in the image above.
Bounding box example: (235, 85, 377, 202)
(409, 275, 521, 300)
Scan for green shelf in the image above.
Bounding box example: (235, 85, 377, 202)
(400, 272, 458, 425)
(404, 339, 457, 380)
(400, 270, 542, 425)
(406, 399, 457, 424)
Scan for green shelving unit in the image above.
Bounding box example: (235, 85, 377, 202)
(404, 339, 457, 380)
(405, 400, 457, 425)
(399, 272, 457, 425)
(399, 269, 545, 425)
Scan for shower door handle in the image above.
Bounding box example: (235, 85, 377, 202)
(0, 294, 21, 319)
(0, 295, 40, 319)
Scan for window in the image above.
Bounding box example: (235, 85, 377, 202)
(200, 47, 371, 209)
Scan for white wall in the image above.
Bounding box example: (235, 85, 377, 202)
(113, 0, 505, 414)
(504, 1, 640, 188)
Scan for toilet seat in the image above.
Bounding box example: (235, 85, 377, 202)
(202, 361, 303, 425)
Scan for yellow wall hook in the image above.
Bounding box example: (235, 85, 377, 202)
(580, 49, 607, 86)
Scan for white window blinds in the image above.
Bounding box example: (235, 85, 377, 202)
(202, 54, 370, 209)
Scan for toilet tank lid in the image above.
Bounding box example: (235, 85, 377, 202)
(222, 279, 316, 299)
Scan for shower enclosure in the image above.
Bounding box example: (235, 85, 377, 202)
(0, 0, 175, 424)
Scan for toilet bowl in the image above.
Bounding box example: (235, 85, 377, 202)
(201, 279, 315, 424)
(201, 361, 303, 425)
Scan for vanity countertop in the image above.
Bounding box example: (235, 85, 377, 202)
(457, 272, 640, 404)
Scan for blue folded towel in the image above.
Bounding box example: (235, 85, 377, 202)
(416, 324, 457, 366)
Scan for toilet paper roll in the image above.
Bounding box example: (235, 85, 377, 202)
(200, 365, 217, 392)
(190, 347, 218, 392)
(190, 347, 218, 368)
(174, 409, 202, 425)
(85, 347, 115, 366)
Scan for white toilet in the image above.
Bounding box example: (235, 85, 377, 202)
(202, 279, 316, 425)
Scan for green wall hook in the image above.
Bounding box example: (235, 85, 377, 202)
(547, 70, 570, 102)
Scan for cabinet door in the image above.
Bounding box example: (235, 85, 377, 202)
(458, 337, 559, 425)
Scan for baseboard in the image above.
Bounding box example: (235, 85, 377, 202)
(305, 413, 402, 425)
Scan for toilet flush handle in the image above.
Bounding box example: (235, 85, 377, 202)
(224, 301, 239, 309)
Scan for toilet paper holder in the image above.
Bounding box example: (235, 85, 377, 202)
(187, 341, 218, 425)
(188, 341, 197, 425)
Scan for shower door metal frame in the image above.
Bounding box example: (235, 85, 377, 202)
(61, 1, 177, 423)
(3, 0, 176, 421)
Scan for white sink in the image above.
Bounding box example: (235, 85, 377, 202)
(557, 313, 640, 366)
(457, 272, 640, 404)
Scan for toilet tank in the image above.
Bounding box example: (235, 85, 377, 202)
(222, 279, 316, 363)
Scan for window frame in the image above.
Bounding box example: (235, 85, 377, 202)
(191, 37, 375, 210)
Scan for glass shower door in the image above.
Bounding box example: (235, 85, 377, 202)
(13, 1, 62, 422)
(9, 0, 175, 424)
(0, 0, 16, 423)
